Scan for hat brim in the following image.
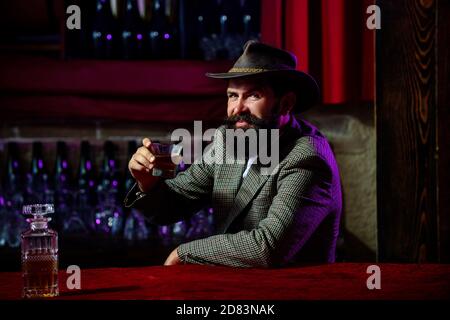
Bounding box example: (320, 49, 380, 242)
(206, 69, 320, 113)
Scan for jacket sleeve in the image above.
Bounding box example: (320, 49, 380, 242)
(123, 141, 216, 226)
(177, 151, 336, 268)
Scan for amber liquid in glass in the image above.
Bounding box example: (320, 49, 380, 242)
(153, 154, 178, 178)
(22, 251, 58, 298)
(151, 142, 182, 179)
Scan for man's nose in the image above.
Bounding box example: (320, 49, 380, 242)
(233, 99, 248, 115)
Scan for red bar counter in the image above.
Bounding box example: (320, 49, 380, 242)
(0, 263, 449, 300)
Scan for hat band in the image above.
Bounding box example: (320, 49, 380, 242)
(228, 67, 268, 73)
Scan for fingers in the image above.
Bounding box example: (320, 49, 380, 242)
(133, 153, 154, 170)
(129, 151, 154, 173)
(128, 138, 157, 176)
(129, 156, 149, 172)
(136, 146, 155, 162)
(142, 137, 152, 148)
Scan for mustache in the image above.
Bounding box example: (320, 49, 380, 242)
(224, 113, 273, 129)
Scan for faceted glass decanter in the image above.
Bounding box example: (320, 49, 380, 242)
(21, 204, 59, 298)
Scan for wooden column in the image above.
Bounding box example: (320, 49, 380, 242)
(377, 0, 450, 262)
(437, 0, 450, 262)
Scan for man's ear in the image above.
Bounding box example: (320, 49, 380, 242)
(279, 92, 296, 115)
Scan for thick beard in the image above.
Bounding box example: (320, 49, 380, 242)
(223, 104, 280, 161)
(223, 105, 280, 131)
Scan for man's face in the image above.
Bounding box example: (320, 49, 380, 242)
(225, 78, 279, 130)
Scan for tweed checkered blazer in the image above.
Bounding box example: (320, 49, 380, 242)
(124, 118, 342, 268)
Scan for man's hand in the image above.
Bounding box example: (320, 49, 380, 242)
(164, 247, 182, 266)
(128, 138, 160, 193)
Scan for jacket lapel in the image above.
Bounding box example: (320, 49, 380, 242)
(213, 163, 246, 231)
(219, 163, 270, 233)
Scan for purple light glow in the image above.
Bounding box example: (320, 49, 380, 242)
(38, 159, 43, 169)
(89, 180, 95, 187)
(164, 33, 170, 39)
(208, 208, 213, 214)
(109, 160, 115, 167)
(13, 161, 18, 169)
(114, 212, 119, 217)
(137, 33, 143, 40)
(106, 34, 113, 41)
(62, 161, 68, 169)
(95, 219, 101, 225)
(0, 196, 4, 206)
(112, 180, 118, 187)
(160, 226, 169, 234)
(86, 161, 92, 170)
(61, 176, 66, 182)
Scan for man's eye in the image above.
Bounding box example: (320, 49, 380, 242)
(250, 93, 261, 99)
(228, 93, 237, 99)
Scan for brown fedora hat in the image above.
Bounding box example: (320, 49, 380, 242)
(206, 40, 320, 113)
